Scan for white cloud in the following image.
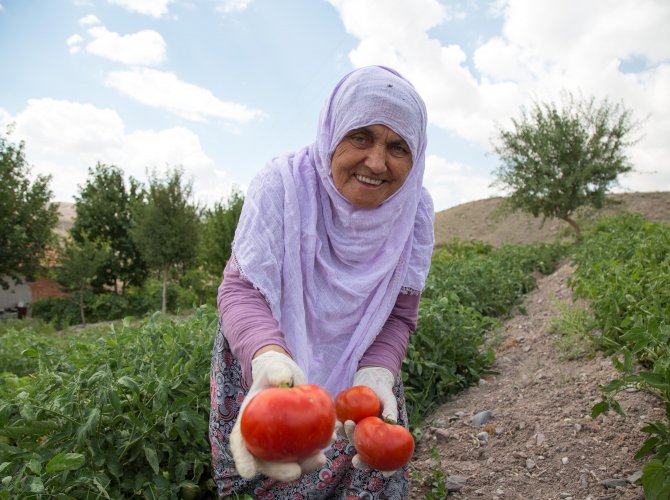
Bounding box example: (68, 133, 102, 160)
(329, 0, 670, 208)
(424, 154, 500, 211)
(5, 99, 234, 205)
(66, 34, 83, 54)
(216, 0, 253, 14)
(105, 68, 266, 123)
(85, 26, 166, 65)
(79, 14, 101, 26)
(107, 0, 174, 18)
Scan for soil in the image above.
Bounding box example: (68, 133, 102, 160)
(409, 192, 670, 499)
(408, 262, 666, 499)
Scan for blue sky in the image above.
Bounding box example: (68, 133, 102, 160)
(1, 0, 669, 212)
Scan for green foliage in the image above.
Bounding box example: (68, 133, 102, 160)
(71, 163, 148, 292)
(0, 320, 59, 376)
(549, 302, 597, 360)
(54, 233, 112, 325)
(424, 241, 565, 317)
(424, 448, 448, 499)
(570, 213, 670, 358)
(176, 268, 218, 310)
(31, 288, 156, 329)
(568, 213, 670, 495)
(0, 131, 58, 289)
(0, 307, 217, 498)
(404, 293, 497, 427)
(131, 168, 201, 313)
(199, 188, 244, 278)
(492, 92, 639, 234)
(404, 240, 566, 427)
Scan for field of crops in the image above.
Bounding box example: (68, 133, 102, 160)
(1, 213, 668, 498)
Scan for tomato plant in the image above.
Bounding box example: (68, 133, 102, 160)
(335, 385, 381, 423)
(241, 383, 336, 462)
(353, 416, 415, 471)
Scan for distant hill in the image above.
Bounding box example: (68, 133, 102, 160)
(55, 202, 75, 237)
(434, 191, 670, 247)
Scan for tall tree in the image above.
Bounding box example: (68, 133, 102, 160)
(492, 92, 639, 235)
(71, 163, 147, 293)
(199, 188, 244, 278)
(54, 233, 111, 326)
(0, 132, 58, 289)
(130, 168, 200, 313)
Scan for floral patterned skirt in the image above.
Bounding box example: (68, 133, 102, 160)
(209, 322, 411, 499)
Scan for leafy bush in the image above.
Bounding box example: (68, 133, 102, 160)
(403, 293, 496, 428)
(30, 280, 187, 329)
(0, 306, 217, 498)
(30, 296, 82, 330)
(424, 241, 565, 317)
(569, 213, 670, 497)
(0, 320, 61, 376)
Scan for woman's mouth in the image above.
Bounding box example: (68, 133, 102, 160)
(354, 174, 384, 186)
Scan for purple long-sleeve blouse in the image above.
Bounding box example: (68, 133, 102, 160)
(217, 258, 420, 386)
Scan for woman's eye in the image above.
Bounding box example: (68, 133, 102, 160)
(350, 134, 369, 146)
(390, 143, 410, 157)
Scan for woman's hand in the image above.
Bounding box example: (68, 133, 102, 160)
(340, 366, 399, 476)
(229, 351, 328, 481)
(353, 366, 397, 422)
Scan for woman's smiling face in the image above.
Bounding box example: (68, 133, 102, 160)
(330, 124, 413, 209)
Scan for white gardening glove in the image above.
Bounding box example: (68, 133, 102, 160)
(230, 351, 328, 482)
(354, 366, 397, 422)
(344, 367, 398, 477)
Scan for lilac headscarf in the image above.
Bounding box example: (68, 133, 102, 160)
(232, 66, 434, 397)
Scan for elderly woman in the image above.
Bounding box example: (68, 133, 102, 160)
(209, 65, 434, 499)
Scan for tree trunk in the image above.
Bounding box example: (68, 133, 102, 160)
(162, 267, 168, 314)
(79, 285, 86, 326)
(562, 216, 581, 236)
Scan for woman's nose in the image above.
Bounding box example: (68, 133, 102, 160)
(366, 144, 387, 173)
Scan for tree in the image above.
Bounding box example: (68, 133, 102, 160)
(199, 188, 244, 278)
(54, 233, 111, 326)
(0, 131, 58, 289)
(71, 163, 147, 293)
(492, 92, 639, 235)
(130, 168, 200, 313)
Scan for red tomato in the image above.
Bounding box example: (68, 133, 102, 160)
(241, 384, 336, 462)
(335, 385, 381, 423)
(353, 416, 415, 471)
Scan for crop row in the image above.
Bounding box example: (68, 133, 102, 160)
(568, 213, 670, 499)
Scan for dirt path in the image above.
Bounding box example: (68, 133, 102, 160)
(409, 263, 665, 499)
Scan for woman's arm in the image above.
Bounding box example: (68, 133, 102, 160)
(218, 258, 291, 385)
(357, 293, 420, 377)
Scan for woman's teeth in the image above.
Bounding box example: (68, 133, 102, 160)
(355, 174, 383, 185)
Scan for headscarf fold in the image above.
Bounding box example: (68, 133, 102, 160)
(232, 65, 434, 397)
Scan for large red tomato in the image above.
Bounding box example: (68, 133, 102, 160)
(241, 384, 336, 462)
(335, 385, 381, 423)
(353, 416, 415, 471)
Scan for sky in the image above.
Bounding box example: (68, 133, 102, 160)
(1, 0, 669, 213)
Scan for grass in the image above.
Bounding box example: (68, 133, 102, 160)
(549, 301, 597, 361)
